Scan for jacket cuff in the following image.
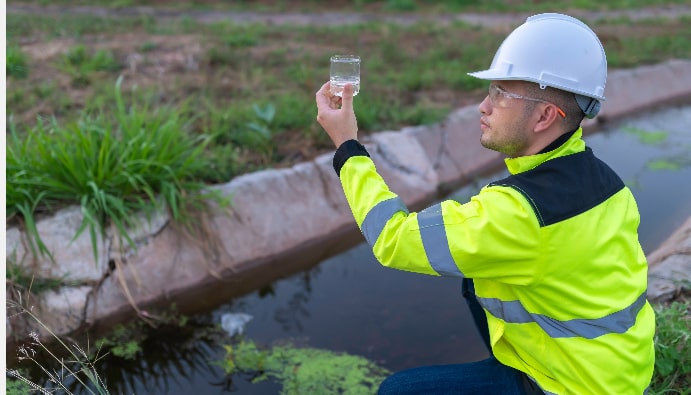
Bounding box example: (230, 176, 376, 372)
(333, 139, 370, 176)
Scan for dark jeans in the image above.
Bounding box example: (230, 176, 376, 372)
(376, 279, 544, 395)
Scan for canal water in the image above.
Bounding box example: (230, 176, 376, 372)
(13, 105, 691, 394)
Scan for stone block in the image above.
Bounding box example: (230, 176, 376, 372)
(366, 131, 438, 208)
(6, 207, 109, 283)
(600, 59, 691, 122)
(37, 286, 91, 338)
(404, 106, 504, 191)
(212, 159, 357, 266)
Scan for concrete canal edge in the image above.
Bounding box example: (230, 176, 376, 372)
(6, 59, 691, 342)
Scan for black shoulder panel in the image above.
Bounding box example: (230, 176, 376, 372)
(488, 148, 625, 227)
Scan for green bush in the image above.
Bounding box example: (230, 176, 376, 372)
(6, 77, 218, 262)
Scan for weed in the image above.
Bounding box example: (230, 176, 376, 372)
(6, 262, 67, 296)
(650, 300, 691, 394)
(59, 45, 121, 86)
(7, 42, 29, 79)
(34, 81, 57, 99)
(6, 301, 112, 395)
(235, 103, 277, 159)
(6, 375, 35, 395)
(198, 143, 241, 183)
(6, 76, 219, 263)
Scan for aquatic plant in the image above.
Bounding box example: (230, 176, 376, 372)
(622, 126, 691, 172)
(221, 339, 391, 395)
(623, 126, 669, 145)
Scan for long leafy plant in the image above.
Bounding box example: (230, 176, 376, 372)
(6, 76, 221, 264)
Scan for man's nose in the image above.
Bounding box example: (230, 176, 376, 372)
(479, 95, 491, 115)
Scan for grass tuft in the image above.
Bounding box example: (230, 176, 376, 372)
(6, 76, 220, 263)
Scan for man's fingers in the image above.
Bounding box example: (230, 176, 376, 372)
(341, 83, 354, 110)
(317, 81, 330, 96)
(316, 81, 333, 111)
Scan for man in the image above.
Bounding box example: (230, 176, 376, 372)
(315, 13, 654, 395)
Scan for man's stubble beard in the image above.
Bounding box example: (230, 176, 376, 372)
(481, 107, 533, 157)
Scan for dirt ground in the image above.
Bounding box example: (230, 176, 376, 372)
(6, 2, 690, 171)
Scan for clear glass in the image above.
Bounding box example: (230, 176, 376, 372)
(488, 84, 566, 118)
(330, 55, 360, 97)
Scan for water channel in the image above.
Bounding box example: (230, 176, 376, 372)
(14, 104, 691, 394)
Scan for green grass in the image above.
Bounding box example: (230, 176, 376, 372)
(6, 77, 221, 262)
(6, 42, 29, 79)
(606, 34, 691, 68)
(10, 0, 691, 13)
(5, 12, 156, 38)
(650, 300, 691, 395)
(59, 44, 122, 87)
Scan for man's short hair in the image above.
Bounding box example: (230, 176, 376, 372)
(523, 82, 586, 132)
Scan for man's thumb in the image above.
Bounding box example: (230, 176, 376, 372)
(341, 83, 355, 109)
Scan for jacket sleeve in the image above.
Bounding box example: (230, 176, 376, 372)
(338, 150, 543, 285)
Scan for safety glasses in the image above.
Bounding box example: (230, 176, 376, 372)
(488, 84, 566, 119)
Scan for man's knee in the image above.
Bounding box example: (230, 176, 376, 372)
(377, 372, 404, 395)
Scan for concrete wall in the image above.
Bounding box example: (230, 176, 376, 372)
(6, 59, 691, 342)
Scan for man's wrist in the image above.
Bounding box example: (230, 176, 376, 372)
(333, 139, 370, 176)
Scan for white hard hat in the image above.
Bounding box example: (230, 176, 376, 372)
(468, 13, 607, 118)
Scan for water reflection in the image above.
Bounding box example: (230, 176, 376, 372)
(585, 105, 691, 252)
(273, 271, 314, 333)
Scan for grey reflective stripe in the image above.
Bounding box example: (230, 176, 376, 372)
(478, 291, 647, 339)
(418, 203, 464, 277)
(361, 197, 409, 247)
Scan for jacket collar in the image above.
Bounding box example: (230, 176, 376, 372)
(505, 128, 586, 175)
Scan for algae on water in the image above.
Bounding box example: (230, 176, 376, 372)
(222, 340, 391, 395)
(623, 126, 669, 145)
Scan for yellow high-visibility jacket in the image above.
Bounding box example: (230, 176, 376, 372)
(334, 128, 655, 395)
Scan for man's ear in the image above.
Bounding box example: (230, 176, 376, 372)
(533, 104, 560, 133)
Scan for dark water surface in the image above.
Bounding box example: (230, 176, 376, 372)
(15, 105, 691, 394)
